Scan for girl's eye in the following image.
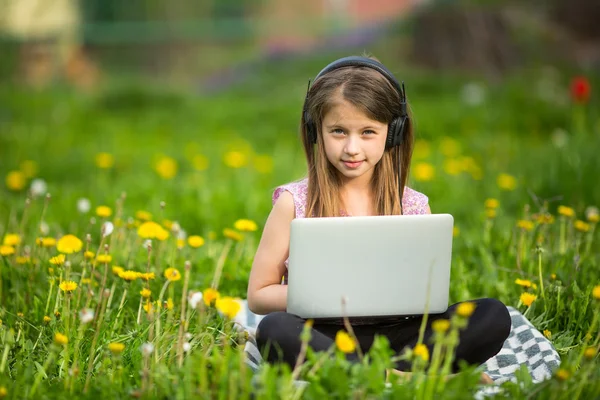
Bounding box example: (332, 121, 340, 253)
(332, 128, 344, 135)
(363, 130, 376, 135)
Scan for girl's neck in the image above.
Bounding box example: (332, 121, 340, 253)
(339, 176, 375, 216)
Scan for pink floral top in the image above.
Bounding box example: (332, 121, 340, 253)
(273, 177, 430, 282)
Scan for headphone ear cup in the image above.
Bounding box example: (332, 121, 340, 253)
(304, 111, 317, 144)
(386, 117, 405, 148)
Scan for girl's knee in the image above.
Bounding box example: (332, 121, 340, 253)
(476, 298, 511, 343)
(256, 311, 301, 345)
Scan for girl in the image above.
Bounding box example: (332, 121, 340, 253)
(246, 55, 511, 381)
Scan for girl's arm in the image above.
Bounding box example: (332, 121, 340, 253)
(247, 191, 295, 315)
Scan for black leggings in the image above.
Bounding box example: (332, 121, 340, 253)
(256, 298, 511, 373)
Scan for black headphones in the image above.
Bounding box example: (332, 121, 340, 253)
(302, 56, 409, 149)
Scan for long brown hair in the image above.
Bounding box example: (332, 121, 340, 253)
(301, 59, 414, 218)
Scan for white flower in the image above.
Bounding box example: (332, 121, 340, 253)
(461, 82, 486, 106)
(77, 198, 91, 213)
(188, 291, 203, 309)
(586, 206, 599, 221)
(551, 128, 569, 149)
(143, 240, 152, 250)
(39, 221, 49, 235)
(79, 308, 95, 324)
(171, 221, 181, 234)
(141, 343, 154, 356)
(182, 342, 191, 352)
(102, 222, 114, 237)
(30, 179, 47, 197)
(184, 332, 192, 340)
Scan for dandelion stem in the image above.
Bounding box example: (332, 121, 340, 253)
(106, 281, 117, 310)
(559, 218, 566, 255)
(211, 239, 233, 290)
(84, 289, 110, 394)
(537, 250, 546, 301)
(155, 279, 171, 363)
(112, 286, 128, 332)
(44, 280, 54, 316)
(137, 296, 143, 325)
(177, 262, 191, 367)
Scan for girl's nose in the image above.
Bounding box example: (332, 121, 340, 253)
(344, 136, 360, 155)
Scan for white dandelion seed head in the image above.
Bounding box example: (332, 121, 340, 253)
(177, 229, 187, 240)
(141, 342, 154, 356)
(30, 178, 47, 197)
(77, 198, 91, 213)
(79, 308, 95, 324)
(171, 221, 181, 234)
(185, 332, 192, 340)
(182, 342, 191, 352)
(586, 206, 599, 220)
(39, 221, 49, 235)
(188, 291, 203, 309)
(64, 261, 71, 268)
(143, 240, 152, 250)
(461, 82, 486, 106)
(102, 221, 114, 237)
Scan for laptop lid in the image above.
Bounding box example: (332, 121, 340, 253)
(286, 214, 454, 319)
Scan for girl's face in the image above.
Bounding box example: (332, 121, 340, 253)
(321, 93, 388, 183)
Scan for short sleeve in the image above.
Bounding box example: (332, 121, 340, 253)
(402, 187, 430, 215)
(272, 178, 308, 218)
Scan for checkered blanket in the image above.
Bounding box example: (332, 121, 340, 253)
(236, 303, 561, 388)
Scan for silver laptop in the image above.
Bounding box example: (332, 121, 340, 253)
(286, 214, 454, 319)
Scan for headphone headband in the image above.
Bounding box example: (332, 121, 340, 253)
(311, 56, 406, 105)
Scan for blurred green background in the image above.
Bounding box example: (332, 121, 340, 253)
(0, 0, 598, 239)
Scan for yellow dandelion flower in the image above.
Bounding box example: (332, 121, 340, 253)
(96, 254, 112, 264)
(17, 312, 24, 318)
(49, 254, 66, 265)
(515, 278, 533, 288)
(485, 209, 497, 219)
(215, 296, 241, 318)
(37, 237, 56, 247)
(119, 270, 139, 282)
(137, 221, 168, 239)
(535, 213, 555, 225)
(223, 228, 243, 241)
(56, 234, 83, 254)
(112, 266, 124, 276)
(574, 220, 590, 233)
(164, 267, 181, 282)
(59, 281, 78, 293)
(335, 330, 356, 353)
(43, 315, 51, 323)
(143, 301, 153, 313)
(81, 278, 91, 285)
(54, 333, 68, 346)
(0, 386, 6, 398)
(234, 219, 258, 232)
(16, 256, 30, 264)
(484, 198, 499, 209)
(520, 292, 537, 307)
(432, 319, 450, 333)
(192, 154, 210, 171)
(439, 137, 462, 157)
(223, 151, 248, 168)
(253, 154, 274, 174)
(165, 297, 174, 310)
(587, 212, 599, 223)
(140, 288, 151, 298)
(592, 285, 600, 300)
(20, 159, 38, 178)
(138, 272, 155, 281)
(497, 173, 517, 191)
(135, 210, 152, 221)
(48, 267, 54, 275)
(443, 158, 463, 176)
(543, 329, 551, 339)
(517, 220, 534, 231)
(584, 347, 597, 360)
(456, 302, 476, 318)
(413, 343, 430, 362)
(95, 152, 114, 169)
(452, 227, 460, 237)
(0, 245, 15, 256)
(203, 288, 220, 306)
(96, 206, 112, 218)
(555, 368, 570, 381)
(177, 238, 185, 249)
(557, 206, 575, 218)
(188, 235, 205, 248)
(155, 228, 169, 241)
(108, 342, 125, 354)
(413, 162, 435, 182)
(6, 170, 26, 191)
(84, 251, 94, 259)
(2, 233, 21, 246)
(550, 273, 557, 280)
(155, 156, 178, 179)
(413, 139, 431, 159)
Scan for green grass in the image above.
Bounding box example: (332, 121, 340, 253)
(0, 55, 599, 399)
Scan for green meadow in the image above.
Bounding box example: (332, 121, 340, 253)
(0, 53, 599, 398)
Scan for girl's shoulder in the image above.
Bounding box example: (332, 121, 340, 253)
(402, 186, 429, 215)
(272, 177, 308, 218)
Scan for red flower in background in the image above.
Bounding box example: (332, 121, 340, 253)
(570, 76, 591, 103)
